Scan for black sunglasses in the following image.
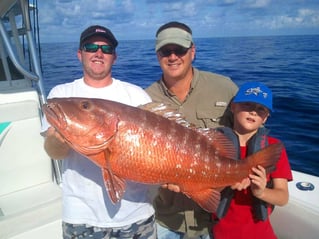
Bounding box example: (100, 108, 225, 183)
(238, 102, 270, 116)
(158, 46, 190, 57)
(82, 43, 114, 54)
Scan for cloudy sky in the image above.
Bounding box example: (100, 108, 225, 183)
(37, 0, 319, 43)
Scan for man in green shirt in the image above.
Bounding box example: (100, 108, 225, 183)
(146, 21, 238, 238)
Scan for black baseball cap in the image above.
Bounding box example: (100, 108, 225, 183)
(79, 25, 118, 49)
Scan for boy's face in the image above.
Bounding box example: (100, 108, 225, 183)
(231, 102, 270, 132)
(235, 102, 269, 117)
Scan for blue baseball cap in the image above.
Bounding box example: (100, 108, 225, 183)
(233, 82, 273, 112)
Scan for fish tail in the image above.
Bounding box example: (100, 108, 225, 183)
(246, 142, 283, 174)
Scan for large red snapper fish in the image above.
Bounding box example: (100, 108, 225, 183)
(43, 97, 282, 212)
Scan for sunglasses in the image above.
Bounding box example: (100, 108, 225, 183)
(158, 46, 190, 57)
(82, 43, 114, 54)
(238, 102, 270, 116)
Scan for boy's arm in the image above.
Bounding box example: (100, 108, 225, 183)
(250, 165, 289, 206)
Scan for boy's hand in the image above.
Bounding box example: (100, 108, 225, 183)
(231, 177, 251, 191)
(249, 165, 267, 198)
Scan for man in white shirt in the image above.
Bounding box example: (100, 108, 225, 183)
(43, 25, 155, 239)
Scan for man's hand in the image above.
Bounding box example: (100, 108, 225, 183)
(44, 127, 70, 159)
(46, 127, 66, 142)
(161, 183, 181, 193)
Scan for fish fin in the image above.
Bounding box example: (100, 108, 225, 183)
(140, 102, 237, 159)
(139, 102, 176, 114)
(88, 152, 108, 168)
(185, 189, 221, 213)
(139, 102, 195, 128)
(246, 142, 283, 174)
(102, 168, 126, 204)
(197, 128, 237, 159)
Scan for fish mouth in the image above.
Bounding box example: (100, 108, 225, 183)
(43, 103, 67, 130)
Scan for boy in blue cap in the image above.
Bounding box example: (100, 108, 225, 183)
(212, 82, 293, 239)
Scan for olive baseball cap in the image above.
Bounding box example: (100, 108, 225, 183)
(155, 22, 193, 51)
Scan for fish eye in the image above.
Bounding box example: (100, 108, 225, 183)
(81, 101, 90, 110)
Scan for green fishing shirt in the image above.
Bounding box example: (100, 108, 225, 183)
(145, 67, 238, 237)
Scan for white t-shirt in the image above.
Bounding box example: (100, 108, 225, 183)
(44, 78, 154, 227)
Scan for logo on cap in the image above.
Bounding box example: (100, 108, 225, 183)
(96, 29, 106, 33)
(245, 87, 268, 99)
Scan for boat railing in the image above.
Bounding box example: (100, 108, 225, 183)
(0, 1, 63, 238)
(0, 0, 62, 185)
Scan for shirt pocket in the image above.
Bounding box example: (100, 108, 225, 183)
(196, 106, 227, 128)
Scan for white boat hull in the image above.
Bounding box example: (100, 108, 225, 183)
(271, 170, 319, 239)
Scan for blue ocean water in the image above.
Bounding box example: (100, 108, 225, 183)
(41, 35, 319, 177)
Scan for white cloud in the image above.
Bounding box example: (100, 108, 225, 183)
(37, 0, 319, 42)
(266, 8, 319, 30)
(246, 0, 271, 8)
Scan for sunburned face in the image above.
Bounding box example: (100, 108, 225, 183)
(157, 44, 195, 81)
(78, 36, 117, 84)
